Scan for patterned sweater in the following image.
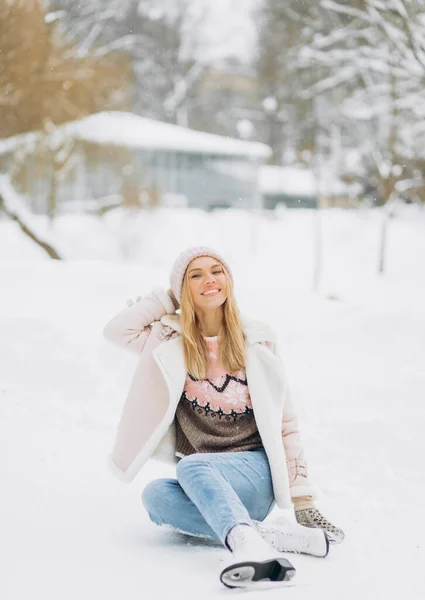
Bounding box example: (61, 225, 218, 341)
(175, 336, 263, 456)
(175, 336, 309, 492)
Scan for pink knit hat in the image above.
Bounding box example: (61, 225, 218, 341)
(169, 246, 234, 303)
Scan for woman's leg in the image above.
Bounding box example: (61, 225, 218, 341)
(142, 449, 275, 544)
(142, 478, 218, 540)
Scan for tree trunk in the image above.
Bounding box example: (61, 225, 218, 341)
(48, 166, 58, 222)
(0, 192, 62, 260)
(378, 211, 388, 275)
(312, 208, 322, 291)
(378, 194, 397, 275)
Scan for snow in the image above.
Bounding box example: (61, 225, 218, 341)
(0, 112, 271, 160)
(260, 165, 317, 196)
(1, 206, 425, 599)
(69, 112, 271, 158)
(0, 130, 38, 156)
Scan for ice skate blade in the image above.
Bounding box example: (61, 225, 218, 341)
(220, 558, 296, 589)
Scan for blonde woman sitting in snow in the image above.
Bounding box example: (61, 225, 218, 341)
(103, 246, 344, 590)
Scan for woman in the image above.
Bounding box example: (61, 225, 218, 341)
(103, 247, 344, 590)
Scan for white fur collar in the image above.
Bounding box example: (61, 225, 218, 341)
(160, 313, 276, 346)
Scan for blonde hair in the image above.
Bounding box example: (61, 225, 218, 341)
(180, 266, 246, 380)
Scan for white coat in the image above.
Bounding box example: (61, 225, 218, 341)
(103, 288, 315, 511)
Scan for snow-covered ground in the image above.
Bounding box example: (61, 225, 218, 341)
(1, 206, 425, 599)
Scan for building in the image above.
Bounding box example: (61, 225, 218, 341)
(260, 165, 318, 209)
(0, 111, 271, 215)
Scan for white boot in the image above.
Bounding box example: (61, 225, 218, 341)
(220, 524, 296, 589)
(255, 516, 330, 558)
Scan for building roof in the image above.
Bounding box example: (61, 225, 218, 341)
(260, 165, 317, 196)
(0, 112, 271, 160)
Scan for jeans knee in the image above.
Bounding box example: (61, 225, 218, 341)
(142, 479, 166, 515)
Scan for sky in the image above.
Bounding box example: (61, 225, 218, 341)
(192, 0, 259, 64)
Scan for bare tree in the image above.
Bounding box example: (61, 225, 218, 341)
(255, 0, 425, 200)
(0, 175, 62, 259)
(49, 0, 209, 125)
(0, 0, 131, 138)
(254, 0, 425, 279)
(0, 0, 131, 254)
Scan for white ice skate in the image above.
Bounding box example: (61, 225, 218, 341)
(255, 514, 330, 557)
(220, 524, 296, 590)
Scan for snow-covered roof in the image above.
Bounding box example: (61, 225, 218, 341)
(0, 112, 271, 159)
(259, 165, 317, 196)
(71, 112, 271, 158)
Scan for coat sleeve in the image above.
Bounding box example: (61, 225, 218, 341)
(280, 388, 315, 498)
(103, 287, 176, 354)
(266, 339, 316, 500)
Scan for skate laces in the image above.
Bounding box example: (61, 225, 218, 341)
(258, 525, 310, 553)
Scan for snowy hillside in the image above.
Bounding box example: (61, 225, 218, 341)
(1, 207, 425, 599)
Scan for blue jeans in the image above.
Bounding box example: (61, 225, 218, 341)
(142, 449, 276, 545)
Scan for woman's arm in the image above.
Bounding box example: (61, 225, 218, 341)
(264, 338, 315, 498)
(277, 346, 345, 543)
(280, 389, 314, 499)
(103, 287, 177, 354)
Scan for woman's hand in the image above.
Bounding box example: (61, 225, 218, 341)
(293, 496, 345, 544)
(126, 289, 179, 312)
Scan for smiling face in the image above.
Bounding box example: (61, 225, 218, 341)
(186, 255, 228, 311)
